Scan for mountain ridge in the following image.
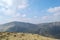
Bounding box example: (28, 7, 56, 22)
(0, 21, 60, 39)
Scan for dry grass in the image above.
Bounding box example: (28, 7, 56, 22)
(0, 32, 57, 40)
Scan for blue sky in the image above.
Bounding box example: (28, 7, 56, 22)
(0, 0, 60, 24)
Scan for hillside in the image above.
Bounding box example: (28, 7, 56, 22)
(0, 21, 38, 33)
(0, 32, 57, 40)
(37, 22, 60, 39)
(0, 21, 60, 39)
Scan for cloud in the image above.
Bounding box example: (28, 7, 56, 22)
(22, 14, 26, 17)
(45, 6, 60, 22)
(17, 0, 28, 9)
(2, 0, 13, 6)
(4, 9, 15, 16)
(0, 0, 60, 24)
(0, 3, 4, 6)
(41, 16, 48, 20)
(0, 17, 35, 24)
(0, 0, 40, 24)
(34, 6, 60, 23)
(48, 6, 60, 13)
(17, 5, 27, 9)
(0, 0, 28, 16)
(47, 6, 60, 17)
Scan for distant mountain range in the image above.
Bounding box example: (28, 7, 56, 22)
(0, 21, 60, 39)
(37, 22, 60, 39)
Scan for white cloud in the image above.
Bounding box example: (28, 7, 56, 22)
(15, 13, 21, 17)
(0, 3, 4, 6)
(0, 8, 5, 12)
(33, 6, 60, 23)
(4, 9, 15, 15)
(48, 6, 60, 17)
(17, 0, 28, 9)
(2, 0, 13, 6)
(41, 16, 48, 20)
(46, 6, 60, 22)
(22, 14, 26, 17)
(0, 0, 31, 24)
(0, 17, 33, 24)
(53, 13, 60, 17)
(18, 5, 27, 9)
(1, 0, 60, 24)
(0, 0, 28, 16)
(48, 6, 60, 13)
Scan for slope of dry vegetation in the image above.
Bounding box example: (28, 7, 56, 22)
(0, 32, 57, 40)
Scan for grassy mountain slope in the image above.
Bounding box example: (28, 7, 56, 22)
(0, 32, 57, 40)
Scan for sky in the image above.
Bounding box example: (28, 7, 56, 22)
(0, 0, 60, 24)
